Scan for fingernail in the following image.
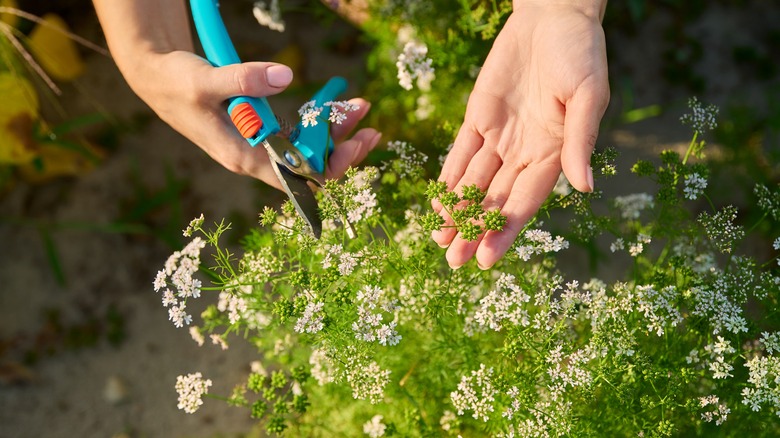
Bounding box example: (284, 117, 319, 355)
(477, 261, 490, 270)
(449, 263, 462, 270)
(369, 132, 383, 149)
(267, 65, 293, 87)
(586, 166, 595, 192)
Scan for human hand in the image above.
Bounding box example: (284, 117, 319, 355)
(126, 51, 381, 190)
(432, 1, 609, 269)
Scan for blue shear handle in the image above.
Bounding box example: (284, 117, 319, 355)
(293, 77, 348, 173)
(190, 0, 279, 143)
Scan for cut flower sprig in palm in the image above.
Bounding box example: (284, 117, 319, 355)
(422, 180, 507, 241)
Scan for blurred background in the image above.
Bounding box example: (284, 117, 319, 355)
(0, 0, 778, 436)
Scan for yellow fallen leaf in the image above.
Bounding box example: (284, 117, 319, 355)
(27, 14, 85, 81)
(0, 0, 19, 28)
(18, 140, 104, 183)
(0, 72, 39, 165)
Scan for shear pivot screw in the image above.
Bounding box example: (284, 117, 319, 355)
(284, 150, 301, 168)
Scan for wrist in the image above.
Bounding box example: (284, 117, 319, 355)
(93, 0, 194, 90)
(512, 0, 607, 22)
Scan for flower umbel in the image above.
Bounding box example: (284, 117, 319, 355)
(396, 40, 435, 91)
(175, 372, 212, 414)
(680, 96, 719, 134)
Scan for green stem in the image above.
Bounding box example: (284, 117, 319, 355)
(682, 132, 699, 166)
(746, 211, 769, 234)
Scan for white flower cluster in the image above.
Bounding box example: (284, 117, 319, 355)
(155, 237, 206, 328)
(182, 213, 204, 237)
(216, 280, 271, 330)
(253, 0, 285, 32)
(546, 344, 601, 399)
(610, 234, 652, 256)
(503, 386, 522, 420)
(352, 285, 401, 346)
(680, 96, 719, 134)
(583, 280, 623, 330)
(309, 346, 391, 403)
(774, 237, 780, 251)
(363, 414, 387, 438)
(350, 188, 378, 223)
(704, 336, 736, 379)
(613, 193, 654, 220)
(742, 355, 780, 415)
(175, 372, 212, 414)
(684, 173, 708, 200)
(635, 285, 683, 336)
(347, 168, 380, 224)
(524, 273, 564, 332)
(451, 364, 496, 422)
(309, 348, 337, 386)
(240, 247, 284, 283)
(553, 172, 572, 197)
(321, 244, 365, 276)
(415, 94, 435, 120)
(473, 273, 531, 332)
(298, 100, 322, 128)
(672, 240, 717, 274)
(395, 276, 435, 324)
(515, 229, 569, 261)
(699, 395, 730, 425)
(393, 209, 424, 258)
(297, 100, 360, 127)
(396, 41, 435, 91)
(345, 358, 391, 404)
(689, 286, 748, 335)
(210, 333, 228, 350)
(189, 326, 205, 346)
(382, 140, 429, 179)
(325, 100, 360, 125)
(439, 410, 458, 432)
(553, 280, 593, 316)
(761, 331, 780, 354)
(509, 399, 573, 437)
(699, 205, 745, 254)
(217, 282, 249, 326)
(686, 348, 701, 365)
(294, 299, 326, 334)
(609, 238, 624, 253)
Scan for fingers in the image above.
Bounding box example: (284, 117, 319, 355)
(474, 161, 561, 269)
(431, 147, 502, 248)
(444, 163, 521, 268)
(560, 84, 609, 193)
(430, 124, 484, 245)
(325, 128, 382, 179)
(439, 126, 484, 190)
(201, 62, 293, 101)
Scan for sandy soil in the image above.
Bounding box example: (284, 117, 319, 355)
(0, 2, 778, 437)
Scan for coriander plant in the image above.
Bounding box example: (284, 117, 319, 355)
(153, 95, 780, 436)
(149, 1, 780, 435)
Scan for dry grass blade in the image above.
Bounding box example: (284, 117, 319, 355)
(0, 7, 108, 56)
(0, 22, 60, 95)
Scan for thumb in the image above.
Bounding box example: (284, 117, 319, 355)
(203, 62, 293, 100)
(560, 86, 608, 193)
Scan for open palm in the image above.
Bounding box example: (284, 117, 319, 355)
(432, 6, 609, 269)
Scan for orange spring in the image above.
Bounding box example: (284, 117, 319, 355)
(230, 102, 263, 139)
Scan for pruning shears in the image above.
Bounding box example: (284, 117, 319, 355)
(190, 0, 346, 238)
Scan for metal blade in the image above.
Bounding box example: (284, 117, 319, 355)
(269, 162, 322, 238)
(260, 136, 325, 238)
